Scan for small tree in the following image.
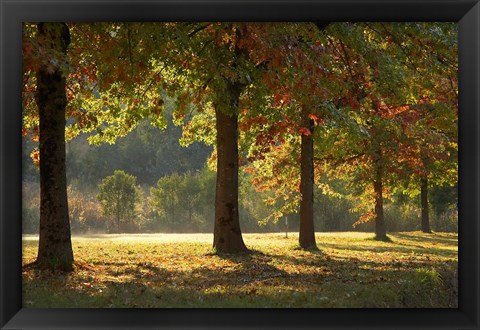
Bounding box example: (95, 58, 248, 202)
(97, 170, 140, 232)
(150, 173, 183, 231)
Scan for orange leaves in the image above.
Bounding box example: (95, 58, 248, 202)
(417, 96, 431, 105)
(181, 60, 190, 70)
(22, 126, 40, 142)
(66, 88, 75, 102)
(244, 166, 256, 175)
(296, 181, 301, 193)
(30, 149, 40, 167)
(298, 127, 311, 136)
(379, 104, 410, 119)
(308, 113, 324, 126)
(352, 210, 375, 228)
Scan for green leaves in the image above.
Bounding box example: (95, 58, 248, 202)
(22, 22, 457, 232)
(97, 170, 140, 231)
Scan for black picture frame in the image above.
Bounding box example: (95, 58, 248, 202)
(1, 0, 479, 329)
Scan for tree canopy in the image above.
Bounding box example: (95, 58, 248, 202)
(22, 22, 458, 264)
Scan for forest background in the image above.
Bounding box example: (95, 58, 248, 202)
(22, 102, 457, 235)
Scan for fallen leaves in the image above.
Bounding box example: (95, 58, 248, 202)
(22, 232, 457, 308)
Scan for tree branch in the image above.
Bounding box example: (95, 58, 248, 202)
(188, 23, 212, 38)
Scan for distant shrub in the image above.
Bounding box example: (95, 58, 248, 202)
(22, 182, 40, 234)
(97, 170, 140, 233)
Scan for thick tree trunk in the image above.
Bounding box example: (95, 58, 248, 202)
(420, 176, 432, 233)
(35, 23, 74, 272)
(299, 107, 317, 249)
(213, 82, 248, 253)
(373, 162, 387, 241)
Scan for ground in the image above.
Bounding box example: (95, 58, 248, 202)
(22, 232, 458, 308)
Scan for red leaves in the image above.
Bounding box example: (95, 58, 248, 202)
(273, 93, 292, 107)
(255, 134, 273, 150)
(308, 113, 324, 125)
(298, 127, 311, 136)
(23, 41, 33, 55)
(308, 114, 318, 121)
(346, 96, 360, 110)
(239, 115, 268, 131)
(378, 104, 411, 119)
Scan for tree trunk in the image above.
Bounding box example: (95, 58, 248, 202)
(421, 176, 432, 233)
(35, 22, 74, 272)
(299, 107, 317, 249)
(213, 82, 248, 253)
(171, 198, 175, 232)
(116, 196, 121, 232)
(373, 161, 387, 241)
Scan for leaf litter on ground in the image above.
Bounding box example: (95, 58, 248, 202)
(22, 231, 457, 308)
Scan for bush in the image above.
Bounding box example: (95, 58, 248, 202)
(22, 182, 40, 234)
(150, 168, 214, 232)
(68, 185, 109, 234)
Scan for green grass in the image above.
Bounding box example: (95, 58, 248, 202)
(22, 232, 458, 308)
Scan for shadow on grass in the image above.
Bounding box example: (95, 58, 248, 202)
(392, 232, 458, 247)
(292, 244, 324, 253)
(22, 233, 458, 308)
(23, 251, 458, 308)
(317, 240, 457, 258)
(370, 235, 393, 243)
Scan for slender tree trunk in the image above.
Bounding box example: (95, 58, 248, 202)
(35, 22, 74, 272)
(373, 160, 387, 240)
(299, 107, 317, 249)
(420, 176, 431, 233)
(213, 82, 248, 253)
(116, 196, 120, 232)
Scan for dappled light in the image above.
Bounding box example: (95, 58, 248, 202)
(23, 232, 457, 308)
(22, 22, 457, 308)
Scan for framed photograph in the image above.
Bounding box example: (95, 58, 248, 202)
(1, 0, 479, 329)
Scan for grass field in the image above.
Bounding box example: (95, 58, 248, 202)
(22, 232, 458, 308)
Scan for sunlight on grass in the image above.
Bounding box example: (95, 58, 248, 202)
(22, 232, 458, 308)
